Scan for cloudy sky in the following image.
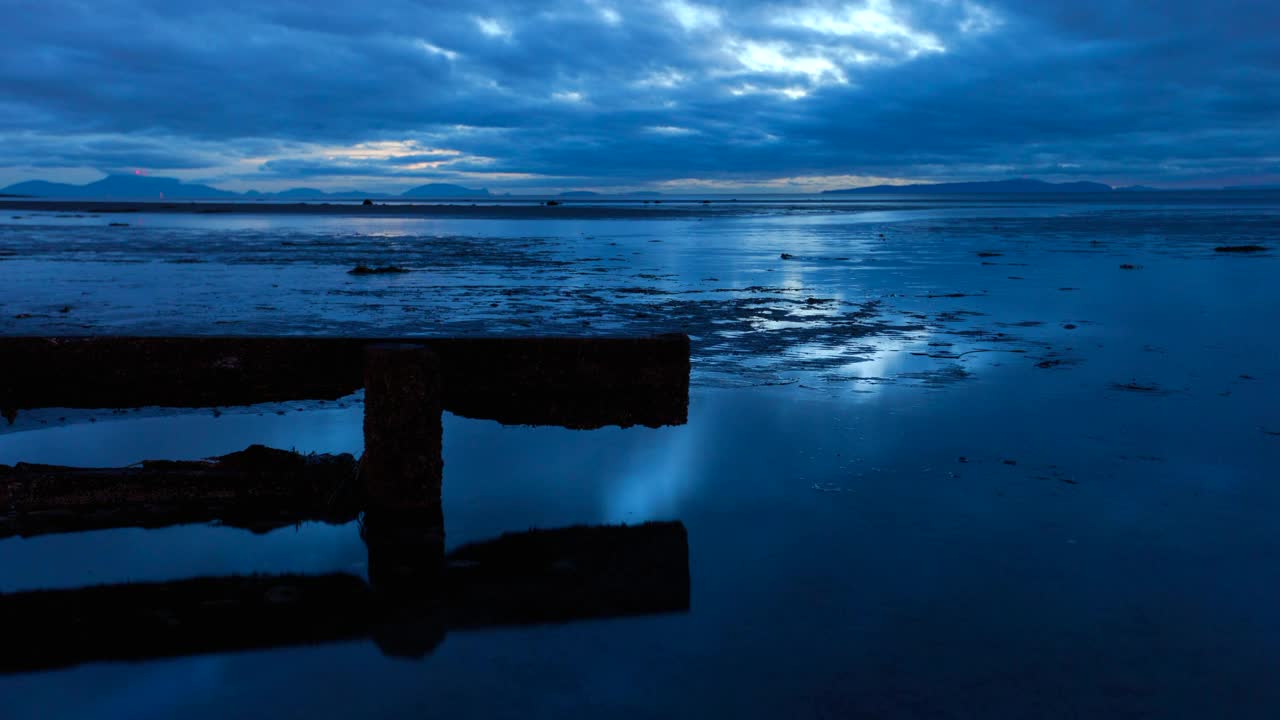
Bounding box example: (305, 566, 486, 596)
(1, 0, 1277, 192)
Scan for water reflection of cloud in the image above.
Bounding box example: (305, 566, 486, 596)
(0, 406, 364, 466)
(604, 423, 702, 524)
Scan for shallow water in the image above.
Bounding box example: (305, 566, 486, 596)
(2, 195, 1279, 717)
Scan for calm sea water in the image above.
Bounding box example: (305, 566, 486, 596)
(2, 194, 1279, 718)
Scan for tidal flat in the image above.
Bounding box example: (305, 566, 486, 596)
(1, 193, 1278, 718)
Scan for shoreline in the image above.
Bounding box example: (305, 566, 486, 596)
(0, 199, 723, 219)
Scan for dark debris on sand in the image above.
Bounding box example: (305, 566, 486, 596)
(348, 265, 411, 275)
(1112, 381, 1163, 393)
(1, 444, 360, 538)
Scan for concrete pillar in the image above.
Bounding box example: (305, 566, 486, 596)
(361, 343, 445, 602)
(362, 343, 443, 518)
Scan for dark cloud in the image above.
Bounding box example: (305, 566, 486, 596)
(1, 0, 1277, 189)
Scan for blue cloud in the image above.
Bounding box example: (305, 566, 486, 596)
(1, 0, 1277, 190)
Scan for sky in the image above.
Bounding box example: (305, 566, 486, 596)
(1, 0, 1277, 193)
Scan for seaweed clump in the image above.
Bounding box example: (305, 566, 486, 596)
(348, 265, 410, 275)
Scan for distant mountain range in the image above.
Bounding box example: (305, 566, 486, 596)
(825, 179, 1280, 194)
(823, 179, 1115, 194)
(0, 174, 492, 200)
(3, 175, 238, 200)
(6, 174, 1277, 200)
(401, 183, 491, 198)
(556, 190, 666, 198)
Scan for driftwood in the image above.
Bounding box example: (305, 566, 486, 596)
(0, 335, 690, 429)
(0, 521, 689, 673)
(0, 445, 359, 538)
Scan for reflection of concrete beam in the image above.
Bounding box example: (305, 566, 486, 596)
(1, 445, 359, 539)
(0, 335, 690, 429)
(0, 521, 690, 674)
(441, 521, 691, 629)
(0, 574, 376, 675)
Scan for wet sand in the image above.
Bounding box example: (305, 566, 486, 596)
(1, 195, 1278, 717)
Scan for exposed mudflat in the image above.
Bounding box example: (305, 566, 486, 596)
(2, 194, 1279, 718)
(9, 199, 1274, 391)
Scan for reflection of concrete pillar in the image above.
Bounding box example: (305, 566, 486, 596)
(364, 508, 446, 658)
(362, 510, 444, 600)
(362, 343, 443, 521)
(362, 344, 446, 611)
(370, 596, 446, 660)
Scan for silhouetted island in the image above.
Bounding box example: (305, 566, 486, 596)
(2, 175, 237, 200)
(399, 182, 491, 198)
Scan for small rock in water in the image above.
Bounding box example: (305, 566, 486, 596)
(348, 265, 410, 275)
(780, 253, 795, 260)
(1119, 263, 1140, 270)
(1113, 380, 1161, 393)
